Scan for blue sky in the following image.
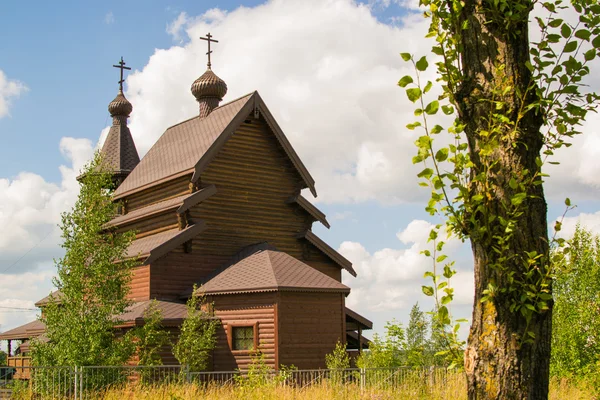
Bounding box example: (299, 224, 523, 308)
(1, 0, 599, 343)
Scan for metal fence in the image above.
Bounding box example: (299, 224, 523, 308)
(0, 365, 451, 399)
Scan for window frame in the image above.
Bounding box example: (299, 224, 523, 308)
(227, 321, 259, 354)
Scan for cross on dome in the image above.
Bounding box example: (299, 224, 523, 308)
(200, 33, 219, 69)
(113, 56, 132, 92)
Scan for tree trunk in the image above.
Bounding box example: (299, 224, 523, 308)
(454, 1, 552, 399)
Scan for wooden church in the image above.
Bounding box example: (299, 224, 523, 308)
(1, 36, 371, 371)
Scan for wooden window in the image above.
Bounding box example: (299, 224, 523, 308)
(232, 326, 254, 350)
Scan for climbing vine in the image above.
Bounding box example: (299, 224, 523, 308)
(399, 0, 600, 370)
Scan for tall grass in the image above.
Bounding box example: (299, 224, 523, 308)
(9, 373, 596, 399)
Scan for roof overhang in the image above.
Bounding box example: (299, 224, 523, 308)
(346, 307, 373, 330)
(298, 230, 356, 277)
(287, 195, 330, 229)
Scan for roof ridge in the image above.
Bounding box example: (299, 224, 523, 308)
(165, 92, 255, 131)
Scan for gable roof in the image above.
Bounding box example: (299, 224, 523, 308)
(114, 91, 316, 199)
(196, 248, 350, 296)
(117, 300, 189, 327)
(0, 320, 45, 340)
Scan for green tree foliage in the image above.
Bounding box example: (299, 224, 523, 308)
(32, 154, 137, 366)
(173, 287, 219, 372)
(357, 320, 407, 368)
(325, 341, 350, 371)
(406, 303, 428, 367)
(400, 0, 599, 396)
(0, 350, 6, 365)
(132, 300, 171, 366)
(551, 226, 600, 380)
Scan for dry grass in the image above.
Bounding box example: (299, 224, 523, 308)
(10, 373, 597, 399)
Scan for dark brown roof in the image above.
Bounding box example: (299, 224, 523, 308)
(106, 185, 217, 228)
(117, 300, 188, 326)
(196, 248, 350, 296)
(345, 307, 373, 330)
(114, 91, 316, 199)
(0, 320, 45, 340)
(299, 230, 356, 277)
(288, 195, 330, 229)
(100, 119, 140, 178)
(114, 93, 253, 197)
(35, 291, 63, 307)
(126, 222, 206, 264)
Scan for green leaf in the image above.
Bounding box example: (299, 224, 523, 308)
(564, 41, 577, 53)
(511, 192, 527, 206)
(418, 168, 434, 179)
(509, 177, 518, 190)
(422, 286, 434, 296)
(442, 105, 454, 115)
(565, 197, 571, 206)
(435, 148, 448, 162)
(416, 56, 429, 71)
(425, 100, 440, 115)
(431, 125, 443, 134)
(593, 35, 600, 49)
(584, 49, 596, 61)
(398, 75, 413, 88)
(561, 23, 572, 38)
(423, 81, 433, 93)
(548, 19, 563, 28)
(400, 53, 412, 61)
(574, 29, 591, 41)
(406, 87, 422, 102)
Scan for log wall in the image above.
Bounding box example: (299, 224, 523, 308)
(277, 292, 345, 369)
(208, 293, 277, 371)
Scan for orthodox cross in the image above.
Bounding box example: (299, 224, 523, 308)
(112, 57, 131, 92)
(200, 33, 218, 69)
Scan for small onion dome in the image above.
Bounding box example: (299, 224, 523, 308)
(191, 69, 228, 101)
(108, 90, 133, 117)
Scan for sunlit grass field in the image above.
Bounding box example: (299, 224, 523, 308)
(11, 374, 595, 399)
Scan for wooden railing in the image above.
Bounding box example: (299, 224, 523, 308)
(7, 356, 31, 379)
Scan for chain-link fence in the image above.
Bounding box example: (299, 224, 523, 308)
(0, 365, 454, 399)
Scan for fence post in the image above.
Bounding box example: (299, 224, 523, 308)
(360, 368, 365, 392)
(74, 366, 78, 400)
(184, 365, 191, 384)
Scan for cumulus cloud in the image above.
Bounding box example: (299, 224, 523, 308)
(121, 0, 443, 205)
(557, 210, 600, 239)
(0, 138, 93, 271)
(0, 70, 27, 118)
(339, 219, 473, 332)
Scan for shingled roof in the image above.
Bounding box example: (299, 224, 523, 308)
(196, 247, 350, 296)
(114, 91, 316, 199)
(0, 320, 45, 340)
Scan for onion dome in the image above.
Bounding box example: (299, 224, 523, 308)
(108, 90, 133, 117)
(191, 69, 228, 118)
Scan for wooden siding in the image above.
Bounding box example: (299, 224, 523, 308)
(150, 252, 229, 301)
(123, 174, 192, 212)
(115, 210, 179, 238)
(186, 116, 342, 280)
(128, 265, 150, 301)
(277, 292, 345, 369)
(208, 293, 276, 371)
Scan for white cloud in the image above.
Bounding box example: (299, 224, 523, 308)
(557, 210, 600, 238)
(0, 70, 27, 118)
(122, 0, 442, 205)
(104, 11, 114, 25)
(339, 219, 473, 333)
(0, 138, 93, 270)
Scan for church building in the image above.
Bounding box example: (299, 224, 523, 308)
(0, 35, 371, 371)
